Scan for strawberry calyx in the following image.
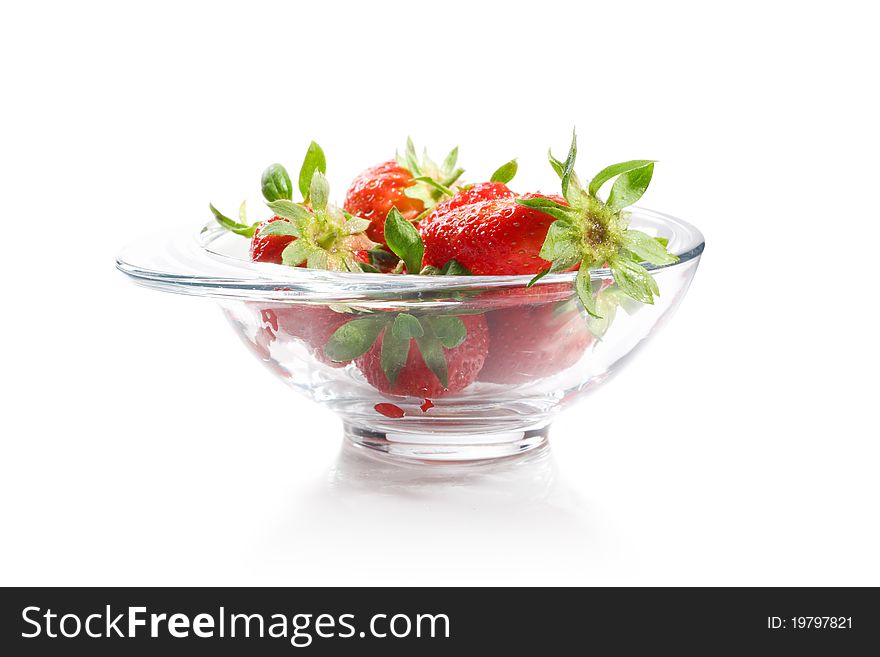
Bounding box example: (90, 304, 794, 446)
(264, 171, 377, 272)
(213, 141, 376, 272)
(323, 312, 467, 389)
(395, 138, 465, 208)
(517, 130, 678, 317)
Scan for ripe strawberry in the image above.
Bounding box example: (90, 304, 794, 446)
(245, 303, 361, 368)
(270, 305, 358, 367)
(421, 182, 515, 222)
(419, 192, 570, 275)
(343, 161, 426, 245)
(250, 217, 295, 263)
(478, 300, 592, 384)
(344, 139, 465, 246)
(354, 314, 489, 398)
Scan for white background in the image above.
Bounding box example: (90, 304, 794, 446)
(1, 1, 878, 586)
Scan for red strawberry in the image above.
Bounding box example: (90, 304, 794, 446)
(422, 182, 515, 221)
(355, 314, 489, 398)
(478, 300, 592, 384)
(343, 161, 425, 246)
(250, 217, 295, 263)
(419, 192, 571, 275)
(251, 304, 357, 367)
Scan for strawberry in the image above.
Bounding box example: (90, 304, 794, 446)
(322, 312, 489, 398)
(355, 314, 489, 398)
(343, 161, 427, 245)
(212, 141, 377, 271)
(419, 192, 568, 275)
(265, 304, 359, 367)
(421, 181, 515, 222)
(478, 300, 592, 384)
(343, 139, 465, 246)
(240, 303, 356, 372)
(250, 216, 295, 263)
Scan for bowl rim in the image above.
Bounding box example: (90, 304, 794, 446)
(116, 206, 704, 300)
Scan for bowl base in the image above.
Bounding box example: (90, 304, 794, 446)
(343, 423, 549, 463)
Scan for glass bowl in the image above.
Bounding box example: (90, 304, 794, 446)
(117, 208, 704, 462)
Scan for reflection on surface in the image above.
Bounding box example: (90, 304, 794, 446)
(328, 439, 558, 500)
(256, 439, 617, 585)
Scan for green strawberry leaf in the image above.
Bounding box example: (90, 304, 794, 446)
(257, 220, 301, 238)
(515, 197, 574, 222)
(309, 171, 330, 211)
(265, 199, 312, 222)
(414, 323, 449, 388)
(538, 217, 580, 264)
(323, 317, 385, 362)
(441, 168, 465, 188)
(421, 147, 439, 172)
(442, 146, 459, 172)
(358, 262, 380, 273)
(560, 129, 580, 204)
(384, 207, 424, 274)
(403, 137, 422, 175)
(440, 259, 472, 275)
(281, 239, 312, 267)
(588, 160, 655, 198)
(412, 176, 454, 197)
(549, 253, 581, 274)
(598, 285, 644, 316)
(261, 163, 293, 202)
(391, 313, 424, 340)
(490, 159, 518, 184)
(622, 229, 678, 265)
(527, 267, 551, 287)
(265, 200, 313, 238)
(298, 141, 326, 201)
(335, 253, 363, 273)
(610, 257, 660, 304)
(306, 249, 328, 270)
(586, 287, 620, 338)
(342, 217, 371, 235)
(548, 150, 565, 178)
(606, 162, 654, 212)
(575, 267, 602, 318)
(426, 316, 467, 349)
(210, 203, 260, 238)
(380, 328, 411, 387)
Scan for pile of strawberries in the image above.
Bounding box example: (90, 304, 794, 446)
(213, 134, 677, 400)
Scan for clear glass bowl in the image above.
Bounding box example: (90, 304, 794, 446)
(117, 208, 704, 462)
